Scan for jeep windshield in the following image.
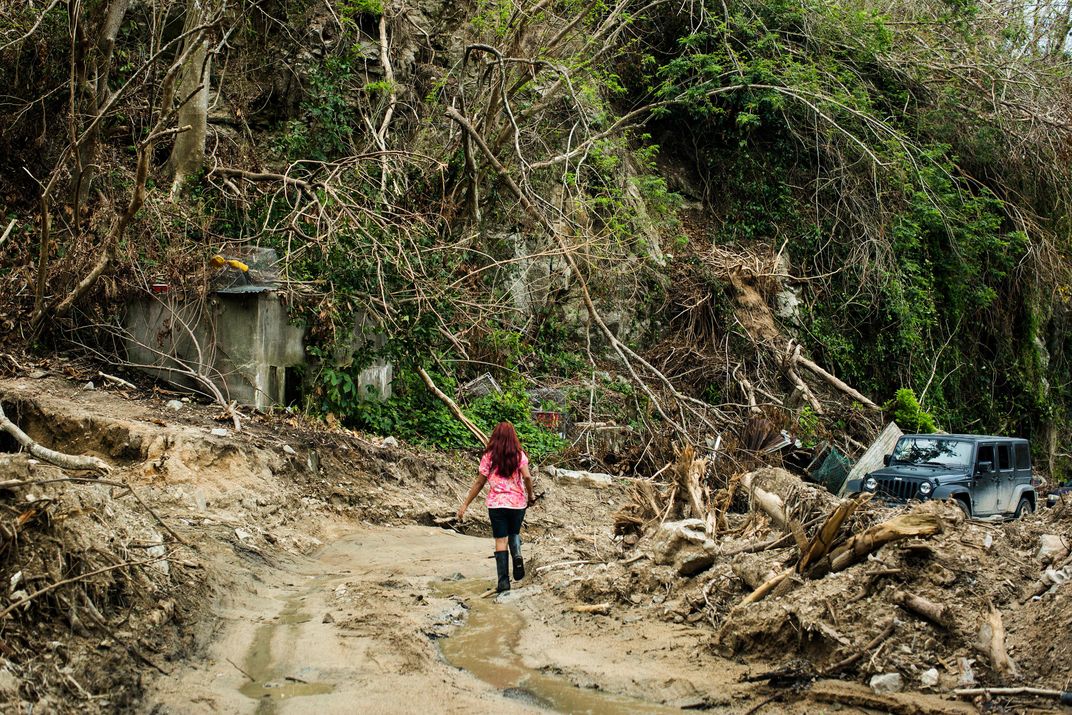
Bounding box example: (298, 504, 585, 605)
(890, 437, 972, 468)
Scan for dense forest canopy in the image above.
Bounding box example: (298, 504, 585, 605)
(1, 0, 1070, 472)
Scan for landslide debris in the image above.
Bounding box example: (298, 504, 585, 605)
(584, 447, 1072, 710)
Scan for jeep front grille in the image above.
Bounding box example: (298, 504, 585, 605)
(875, 478, 919, 501)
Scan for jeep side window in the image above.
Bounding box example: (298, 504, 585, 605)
(1015, 443, 1030, 470)
(997, 445, 1011, 471)
(976, 445, 994, 470)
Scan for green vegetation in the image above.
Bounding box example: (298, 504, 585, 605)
(885, 389, 938, 434)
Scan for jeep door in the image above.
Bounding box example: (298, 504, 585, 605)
(972, 443, 1000, 515)
(994, 442, 1014, 513)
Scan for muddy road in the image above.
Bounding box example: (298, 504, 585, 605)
(145, 525, 745, 714)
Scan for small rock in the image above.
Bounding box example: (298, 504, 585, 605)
(957, 658, 976, 687)
(381, 436, 399, 448)
(920, 668, 939, 688)
(9, 571, 22, 592)
(165, 400, 183, 411)
(0, 669, 17, 695)
(83, 381, 95, 390)
(210, 428, 229, 437)
(869, 672, 903, 694)
(1038, 534, 1067, 563)
(322, 613, 335, 624)
(445, 572, 465, 581)
(29, 370, 46, 379)
(678, 550, 716, 577)
(282, 444, 297, 455)
(234, 528, 253, 541)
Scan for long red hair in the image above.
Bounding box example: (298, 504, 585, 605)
(484, 422, 522, 479)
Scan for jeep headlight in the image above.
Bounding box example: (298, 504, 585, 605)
(864, 477, 878, 491)
(918, 481, 932, 496)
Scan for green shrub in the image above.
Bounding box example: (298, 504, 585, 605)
(884, 388, 938, 433)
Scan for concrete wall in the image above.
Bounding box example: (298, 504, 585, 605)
(124, 291, 305, 411)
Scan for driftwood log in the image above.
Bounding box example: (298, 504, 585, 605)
(0, 403, 110, 474)
(825, 511, 943, 573)
(891, 590, 950, 627)
(980, 605, 1019, 678)
(740, 471, 788, 531)
(742, 510, 943, 605)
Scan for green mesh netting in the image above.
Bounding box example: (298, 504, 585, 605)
(813, 448, 852, 494)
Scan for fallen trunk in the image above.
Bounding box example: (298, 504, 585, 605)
(0, 403, 110, 474)
(825, 511, 943, 573)
(891, 590, 950, 627)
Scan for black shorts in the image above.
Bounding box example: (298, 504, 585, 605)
(488, 507, 526, 538)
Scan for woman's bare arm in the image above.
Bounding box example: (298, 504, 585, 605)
(457, 474, 487, 520)
(521, 463, 535, 505)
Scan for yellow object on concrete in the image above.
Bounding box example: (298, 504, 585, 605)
(210, 254, 249, 272)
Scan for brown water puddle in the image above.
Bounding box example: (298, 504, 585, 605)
(436, 580, 680, 714)
(239, 575, 335, 714)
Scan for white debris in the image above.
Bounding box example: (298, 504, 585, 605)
(234, 528, 253, 542)
(544, 465, 613, 488)
(1037, 534, 1067, 562)
(210, 428, 229, 437)
(165, 400, 183, 411)
(381, 436, 399, 448)
(920, 668, 939, 688)
(83, 381, 95, 390)
(869, 672, 903, 694)
(957, 657, 976, 687)
(282, 444, 297, 455)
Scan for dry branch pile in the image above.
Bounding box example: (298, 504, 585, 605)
(594, 449, 1072, 700)
(0, 473, 196, 711)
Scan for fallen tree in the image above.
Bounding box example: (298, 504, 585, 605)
(0, 403, 110, 474)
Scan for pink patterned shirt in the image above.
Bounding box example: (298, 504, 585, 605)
(480, 450, 529, 509)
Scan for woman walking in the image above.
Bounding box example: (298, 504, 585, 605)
(457, 422, 534, 593)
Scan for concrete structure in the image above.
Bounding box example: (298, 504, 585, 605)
(124, 247, 392, 410)
(124, 285, 305, 411)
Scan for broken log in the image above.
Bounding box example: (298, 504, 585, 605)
(573, 602, 612, 615)
(799, 495, 869, 574)
(739, 566, 793, 605)
(674, 444, 709, 524)
(825, 511, 943, 573)
(0, 403, 110, 474)
(796, 353, 881, 411)
(416, 367, 487, 445)
(891, 590, 950, 627)
(784, 342, 824, 414)
(740, 471, 788, 531)
(979, 605, 1018, 679)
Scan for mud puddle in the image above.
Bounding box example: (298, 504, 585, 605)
(239, 574, 336, 714)
(436, 580, 679, 714)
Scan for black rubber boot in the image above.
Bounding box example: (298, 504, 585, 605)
(508, 534, 525, 580)
(494, 550, 511, 593)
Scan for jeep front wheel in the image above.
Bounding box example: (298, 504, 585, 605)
(1014, 496, 1034, 519)
(953, 497, 971, 519)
